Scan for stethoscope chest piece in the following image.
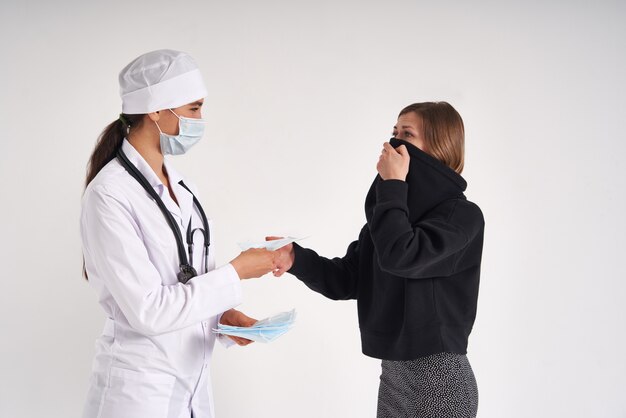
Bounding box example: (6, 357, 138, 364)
(177, 264, 198, 284)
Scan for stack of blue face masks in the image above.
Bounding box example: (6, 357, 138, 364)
(214, 309, 296, 343)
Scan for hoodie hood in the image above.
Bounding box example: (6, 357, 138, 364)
(365, 138, 467, 224)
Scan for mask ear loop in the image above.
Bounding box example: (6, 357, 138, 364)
(155, 109, 182, 134)
(154, 120, 164, 134)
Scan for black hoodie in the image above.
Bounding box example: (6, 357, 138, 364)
(288, 138, 484, 360)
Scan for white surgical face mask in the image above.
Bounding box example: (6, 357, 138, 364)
(156, 109, 206, 155)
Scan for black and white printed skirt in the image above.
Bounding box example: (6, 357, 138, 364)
(377, 352, 478, 418)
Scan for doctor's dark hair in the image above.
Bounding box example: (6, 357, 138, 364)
(399, 102, 465, 174)
(85, 114, 145, 187)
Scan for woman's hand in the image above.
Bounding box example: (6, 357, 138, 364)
(220, 309, 256, 346)
(230, 248, 277, 280)
(377, 142, 410, 181)
(266, 236, 295, 277)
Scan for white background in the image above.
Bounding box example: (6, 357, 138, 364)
(1, 1, 625, 417)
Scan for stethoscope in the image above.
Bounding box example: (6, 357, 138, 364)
(117, 148, 210, 284)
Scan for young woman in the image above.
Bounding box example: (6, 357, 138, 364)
(80, 49, 276, 418)
(271, 102, 484, 417)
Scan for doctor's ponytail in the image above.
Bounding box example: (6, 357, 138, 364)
(85, 114, 144, 187)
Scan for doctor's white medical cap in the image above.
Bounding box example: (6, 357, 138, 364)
(119, 49, 207, 114)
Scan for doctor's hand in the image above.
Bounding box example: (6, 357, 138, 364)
(220, 309, 256, 346)
(266, 236, 295, 277)
(377, 142, 410, 181)
(231, 248, 277, 280)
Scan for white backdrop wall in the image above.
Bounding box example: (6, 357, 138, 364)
(1, 1, 625, 417)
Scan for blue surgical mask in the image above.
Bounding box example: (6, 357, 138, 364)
(156, 109, 206, 155)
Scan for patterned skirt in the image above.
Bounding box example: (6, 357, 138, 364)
(377, 352, 478, 418)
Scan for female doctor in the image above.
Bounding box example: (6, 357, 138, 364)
(80, 49, 275, 418)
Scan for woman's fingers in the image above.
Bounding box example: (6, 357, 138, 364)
(273, 267, 287, 277)
(230, 336, 252, 346)
(383, 142, 395, 153)
(377, 142, 409, 180)
(237, 337, 253, 346)
(396, 145, 410, 159)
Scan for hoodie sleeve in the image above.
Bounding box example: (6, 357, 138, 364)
(286, 227, 365, 300)
(369, 180, 482, 279)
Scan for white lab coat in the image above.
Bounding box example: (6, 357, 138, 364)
(80, 139, 242, 418)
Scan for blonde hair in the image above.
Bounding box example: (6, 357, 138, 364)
(399, 102, 465, 174)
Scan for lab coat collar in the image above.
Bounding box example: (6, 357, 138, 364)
(121, 139, 193, 228)
(164, 158, 195, 228)
(121, 139, 164, 189)
(163, 158, 183, 187)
